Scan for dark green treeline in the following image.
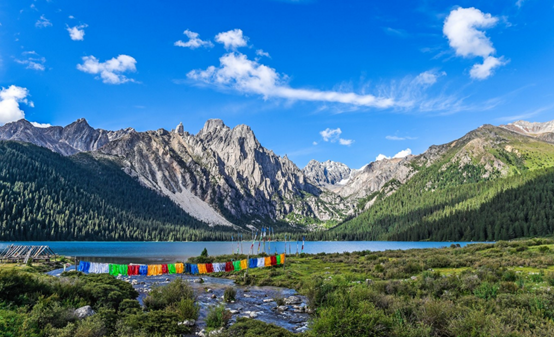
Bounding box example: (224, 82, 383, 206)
(0, 141, 234, 241)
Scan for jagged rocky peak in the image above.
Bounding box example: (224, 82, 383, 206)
(0, 118, 133, 156)
(303, 159, 352, 187)
(175, 122, 184, 134)
(501, 119, 554, 135)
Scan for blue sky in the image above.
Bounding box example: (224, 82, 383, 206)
(0, 0, 553, 169)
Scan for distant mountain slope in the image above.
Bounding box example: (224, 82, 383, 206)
(0, 141, 232, 241)
(99, 120, 352, 228)
(0, 119, 134, 155)
(303, 160, 352, 187)
(314, 124, 554, 241)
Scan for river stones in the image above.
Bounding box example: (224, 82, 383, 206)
(284, 296, 301, 305)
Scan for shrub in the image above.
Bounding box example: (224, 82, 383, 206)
(143, 278, 195, 311)
(167, 298, 199, 321)
(201, 248, 208, 257)
(502, 270, 517, 282)
(205, 305, 231, 329)
(545, 272, 554, 286)
(539, 246, 550, 253)
(48, 315, 107, 337)
(224, 287, 236, 303)
(474, 282, 499, 300)
(220, 317, 296, 337)
(530, 273, 544, 283)
(310, 301, 392, 337)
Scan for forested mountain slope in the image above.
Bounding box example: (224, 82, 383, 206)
(0, 141, 234, 241)
(314, 124, 554, 241)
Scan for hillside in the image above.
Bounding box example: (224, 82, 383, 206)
(315, 124, 554, 241)
(0, 141, 235, 241)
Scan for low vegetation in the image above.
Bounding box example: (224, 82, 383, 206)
(0, 270, 197, 336)
(233, 238, 554, 336)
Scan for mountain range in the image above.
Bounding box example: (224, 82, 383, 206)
(2, 117, 554, 241)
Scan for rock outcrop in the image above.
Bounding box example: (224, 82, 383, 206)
(0, 118, 133, 155)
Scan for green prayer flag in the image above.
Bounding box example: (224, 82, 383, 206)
(119, 264, 128, 276)
(168, 264, 176, 274)
(233, 260, 241, 271)
(109, 264, 118, 276)
(276, 254, 281, 265)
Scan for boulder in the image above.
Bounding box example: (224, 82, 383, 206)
(284, 296, 302, 305)
(74, 305, 95, 319)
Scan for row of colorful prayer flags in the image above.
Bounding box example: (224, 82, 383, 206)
(77, 254, 285, 277)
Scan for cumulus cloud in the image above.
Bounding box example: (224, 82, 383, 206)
(67, 24, 88, 41)
(256, 49, 270, 58)
(15, 51, 46, 71)
(443, 7, 506, 80)
(312, 141, 318, 145)
(187, 52, 394, 108)
(339, 138, 354, 146)
(31, 122, 52, 128)
(174, 30, 214, 49)
(516, 0, 526, 8)
(0, 86, 33, 125)
(319, 127, 354, 146)
(35, 15, 52, 28)
(375, 148, 412, 161)
(320, 128, 342, 142)
(77, 55, 137, 84)
(215, 29, 248, 50)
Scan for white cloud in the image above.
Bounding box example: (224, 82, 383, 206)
(31, 122, 51, 128)
(15, 51, 46, 71)
(68, 15, 75, 19)
(339, 138, 354, 146)
(319, 127, 354, 146)
(385, 135, 417, 141)
(414, 70, 445, 86)
(320, 127, 342, 142)
(516, 0, 526, 8)
(215, 29, 248, 50)
(174, 30, 213, 49)
(470, 56, 507, 80)
(35, 15, 52, 28)
(256, 49, 270, 58)
(394, 148, 412, 158)
(77, 55, 137, 84)
(312, 141, 318, 145)
(67, 24, 88, 41)
(375, 148, 412, 161)
(443, 7, 506, 80)
(0, 85, 32, 125)
(187, 52, 394, 108)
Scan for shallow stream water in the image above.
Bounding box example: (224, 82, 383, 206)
(48, 268, 310, 333)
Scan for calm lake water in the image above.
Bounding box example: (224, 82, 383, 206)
(0, 241, 482, 264)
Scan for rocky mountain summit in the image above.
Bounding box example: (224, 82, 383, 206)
(302, 159, 352, 187)
(0, 118, 351, 228)
(500, 120, 554, 144)
(0, 119, 133, 155)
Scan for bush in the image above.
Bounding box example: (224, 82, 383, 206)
(224, 287, 236, 303)
(167, 298, 199, 321)
(310, 301, 392, 337)
(474, 282, 499, 300)
(48, 315, 107, 337)
(220, 317, 296, 337)
(143, 278, 195, 311)
(205, 305, 231, 329)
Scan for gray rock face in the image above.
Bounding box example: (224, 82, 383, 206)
(0, 119, 133, 155)
(335, 157, 416, 200)
(98, 119, 353, 227)
(302, 159, 352, 187)
(500, 120, 554, 144)
(74, 305, 95, 319)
